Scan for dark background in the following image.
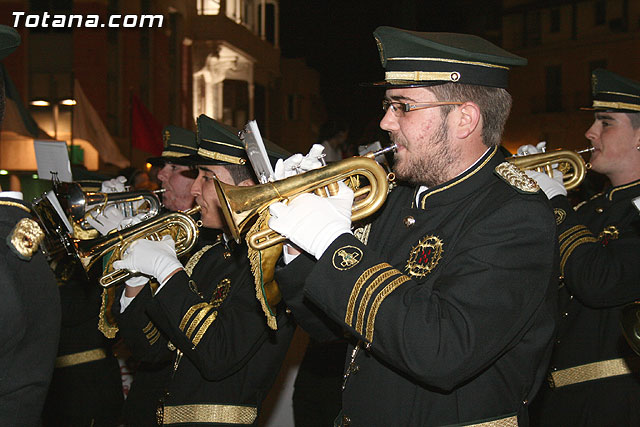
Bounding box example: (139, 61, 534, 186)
(278, 0, 503, 145)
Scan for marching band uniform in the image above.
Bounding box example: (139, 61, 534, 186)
(0, 26, 61, 426)
(42, 278, 124, 426)
(0, 195, 61, 426)
(531, 69, 640, 426)
(274, 27, 559, 426)
(278, 148, 558, 426)
(113, 116, 295, 425)
(115, 125, 202, 425)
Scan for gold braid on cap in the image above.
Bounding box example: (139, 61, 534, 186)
(592, 100, 640, 112)
(197, 148, 246, 165)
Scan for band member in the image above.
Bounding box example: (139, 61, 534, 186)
(526, 69, 640, 426)
(115, 125, 202, 425)
(112, 115, 295, 425)
(270, 27, 558, 426)
(0, 25, 61, 425)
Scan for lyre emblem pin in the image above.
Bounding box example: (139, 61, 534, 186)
(332, 246, 363, 270)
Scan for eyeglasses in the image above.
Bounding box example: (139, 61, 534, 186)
(382, 100, 463, 117)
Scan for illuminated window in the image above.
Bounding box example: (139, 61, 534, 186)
(197, 0, 220, 15)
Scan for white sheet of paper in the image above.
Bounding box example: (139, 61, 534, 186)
(34, 140, 73, 183)
(242, 120, 274, 184)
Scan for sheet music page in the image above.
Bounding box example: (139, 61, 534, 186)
(33, 140, 73, 182)
(242, 120, 274, 184)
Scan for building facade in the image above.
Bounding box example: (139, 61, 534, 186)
(0, 0, 324, 182)
(501, 0, 640, 153)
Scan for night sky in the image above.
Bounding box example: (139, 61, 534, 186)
(278, 0, 502, 144)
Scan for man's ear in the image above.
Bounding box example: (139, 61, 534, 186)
(237, 178, 256, 187)
(454, 102, 481, 140)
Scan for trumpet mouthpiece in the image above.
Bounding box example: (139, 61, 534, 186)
(369, 143, 398, 158)
(576, 147, 595, 154)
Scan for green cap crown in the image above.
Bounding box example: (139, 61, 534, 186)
(147, 125, 197, 166)
(195, 115, 288, 167)
(371, 26, 527, 89)
(590, 68, 640, 113)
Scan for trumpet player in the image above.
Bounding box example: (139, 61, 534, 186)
(270, 27, 558, 427)
(525, 69, 640, 426)
(109, 125, 201, 425)
(111, 115, 295, 425)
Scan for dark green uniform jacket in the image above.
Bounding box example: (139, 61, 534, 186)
(533, 179, 640, 426)
(277, 147, 558, 426)
(42, 278, 124, 426)
(0, 197, 61, 426)
(119, 236, 295, 425)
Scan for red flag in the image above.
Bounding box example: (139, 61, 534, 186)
(131, 94, 163, 156)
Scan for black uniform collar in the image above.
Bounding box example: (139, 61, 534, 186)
(604, 178, 640, 202)
(417, 145, 501, 209)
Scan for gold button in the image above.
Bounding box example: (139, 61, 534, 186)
(342, 416, 351, 426)
(595, 207, 604, 213)
(403, 216, 415, 227)
(285, 308, 292, 315)
(223, 252, 231, 259)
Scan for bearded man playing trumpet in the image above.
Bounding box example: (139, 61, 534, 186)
(110, 115, 295, 425)
(269, 27, 559, 426)
(525, 69, 640, 426)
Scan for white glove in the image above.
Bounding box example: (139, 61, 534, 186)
(268, 181, 354, 259)
(517, 141, 547, 156)
(86, 205, 146, 236)
(274, 144, 325, 180)
(101, 176, 127, 193)
(125, 276, 149, 288)
(112, 235, 183, 286)
(525, 170, 567, 199)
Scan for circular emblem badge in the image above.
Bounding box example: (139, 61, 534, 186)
(332, 245, 363, 270)
(405, 235, 443, 279)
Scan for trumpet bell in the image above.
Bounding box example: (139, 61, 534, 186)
(54, 182, 163, 231)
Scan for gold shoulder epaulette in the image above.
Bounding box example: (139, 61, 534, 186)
(7, 218, 44, 260)
(494, 162, 540, 194)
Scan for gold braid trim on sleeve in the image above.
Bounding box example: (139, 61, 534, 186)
(192, 311, 218, 347)
(345, 263, 391, 326)
(365, 275, 410, 342)
(355, 269, 402, 335)
(179, 303, 209, 331)
(560, 236, 599, 275)
(185, 306, 214, 339)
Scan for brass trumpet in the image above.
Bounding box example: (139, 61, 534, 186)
(96, 206, 201, 287)
(507, 147, 593, 191)
(55, 181, 164, 231)
(215, 145, 397, 251)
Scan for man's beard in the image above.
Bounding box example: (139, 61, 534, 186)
(391, 119, 458, 187)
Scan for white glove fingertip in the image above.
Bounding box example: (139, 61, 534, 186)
(308, 144, 325, 157)
(268, 202, 289, 219)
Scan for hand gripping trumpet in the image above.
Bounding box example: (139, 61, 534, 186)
(95, 206, 200, 287)
(507, 147, 594, 191)
(214, 144, 397, 251)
